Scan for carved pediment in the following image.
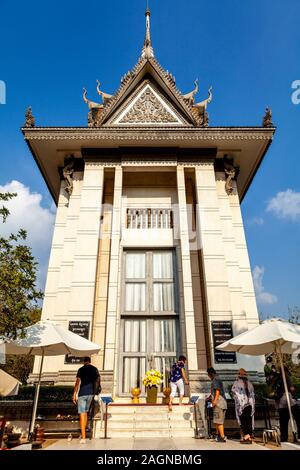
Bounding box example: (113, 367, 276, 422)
(108, 83, 188, 126)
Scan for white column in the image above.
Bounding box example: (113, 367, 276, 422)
(229, 182, 260, 328)
(39, 178, 82, 377)
(36, 183, 69, 376)
(194, 163, 232, 367)
(41, 181, 68, 320)
(55, 174, 83, 322)
(216, 174, 247, 324)
(68, 163, 104, 323)
(104, 166, 123, 371)
(176, 166, 198, 371)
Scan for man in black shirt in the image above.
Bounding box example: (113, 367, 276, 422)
(73, 357, 100, 443)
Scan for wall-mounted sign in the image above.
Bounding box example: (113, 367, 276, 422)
(65, 321, 90, 364)
(211, 321, 237, 364)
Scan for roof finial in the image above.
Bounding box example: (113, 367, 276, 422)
(141, 2, 154, 59)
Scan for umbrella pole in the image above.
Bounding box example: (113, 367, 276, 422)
(277, 343, 297, 442)
(29, 350, 45, 440)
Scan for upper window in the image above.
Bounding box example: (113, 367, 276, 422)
(124, 250, 176, 315)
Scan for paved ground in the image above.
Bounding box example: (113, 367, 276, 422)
(44, 437, 268, 451)
(10, 437, 300, 451)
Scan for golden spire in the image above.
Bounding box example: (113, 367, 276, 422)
(141, 2, 154, 59)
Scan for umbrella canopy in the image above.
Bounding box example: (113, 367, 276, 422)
(216, 318, 300, 355)
(0, 320, 100, 356)
(0, 369, 21, 396)
(217, 318, 300, 441)
(0, 320, 101, 438)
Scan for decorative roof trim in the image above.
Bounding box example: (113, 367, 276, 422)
(97, 57, 200, 126)
(22, 128, 275, 141)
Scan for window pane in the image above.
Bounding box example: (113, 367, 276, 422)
(126, 252, 146, 279)
(153, 319, 176, 352)
(153, 283, 174, 311)
(124, 320, 146, 352)
(123, 357, 146, 393)
(125, 283, 146, 311)
(153, 251, 173, 278)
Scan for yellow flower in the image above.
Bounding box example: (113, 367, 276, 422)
(143, 369, 163, 387)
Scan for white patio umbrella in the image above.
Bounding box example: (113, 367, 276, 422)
(0, 320, 101, 437)
(0, 369, 21, 396)
(217, 318, 300, 441)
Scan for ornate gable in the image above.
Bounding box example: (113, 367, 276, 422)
(107, 82, 188, 126)
(82, 8, 211, 128)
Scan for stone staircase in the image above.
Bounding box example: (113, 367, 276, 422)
(94, 403, 204, 438)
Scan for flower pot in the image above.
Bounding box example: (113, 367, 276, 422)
(146, 386, 158, 404)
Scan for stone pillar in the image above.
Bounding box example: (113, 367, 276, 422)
(39, 173, 83, 377)
(227, 181, 264, 374)
(92, 177, 114, 371)
(176, 166, 198, 371)
(42, 181, 69, 320)
(68, 163, 104, 327)
(216, 174, 248, 325)
(55, 174, 83, 323)
(194, 163, 232, 368)
(104, 167, 123, 373)
(228, 182, 261, 328)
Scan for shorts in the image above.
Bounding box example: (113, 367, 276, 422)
(213, 406, 226, 425)
(78, 395, 93, 414)
(170, 379, 184, 398)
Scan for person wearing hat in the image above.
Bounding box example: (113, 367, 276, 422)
(231, 369, 255, 444)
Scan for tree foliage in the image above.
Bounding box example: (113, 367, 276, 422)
(0, 191, 43, 339)
(0, 191, 43, 382)
(285, 306, 300, 382)
(0, 191, 17, 222)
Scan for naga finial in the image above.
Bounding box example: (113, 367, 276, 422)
(82, 87, 103, 110)
(183, 79, 199, 105)
(194, 86, 213, 110)
(96, 80, 113, 104)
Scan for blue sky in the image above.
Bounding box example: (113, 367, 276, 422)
(0, 0, 299, 318)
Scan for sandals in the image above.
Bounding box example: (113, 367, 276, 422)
(240, 439, 252, 444)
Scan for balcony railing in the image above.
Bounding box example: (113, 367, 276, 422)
(126, 208, 173, 229)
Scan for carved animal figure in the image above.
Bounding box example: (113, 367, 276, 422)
(194, 86, 213, 111)
(82, 88, 102, 110)
(183, 79, 199, 105)
(224, 159, 236, 194)
(63, 159, 75, 195)
(96, 80, 113, 104)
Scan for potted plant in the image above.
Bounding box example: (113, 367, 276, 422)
(143, 370, 163, 403)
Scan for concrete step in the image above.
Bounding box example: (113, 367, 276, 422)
(134, 421, 193, 430)
(106, 419, 194, 430)
(107, 405, 193, 415)
(93, 403, 199, 438)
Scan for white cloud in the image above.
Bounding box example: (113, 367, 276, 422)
(247, 217, 264, 226)
(0, 180, 56, 291)
(266, 189, 300, 221)
(252, 265, 278, 305)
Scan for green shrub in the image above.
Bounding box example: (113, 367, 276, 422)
(0, 385, 74, 402)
